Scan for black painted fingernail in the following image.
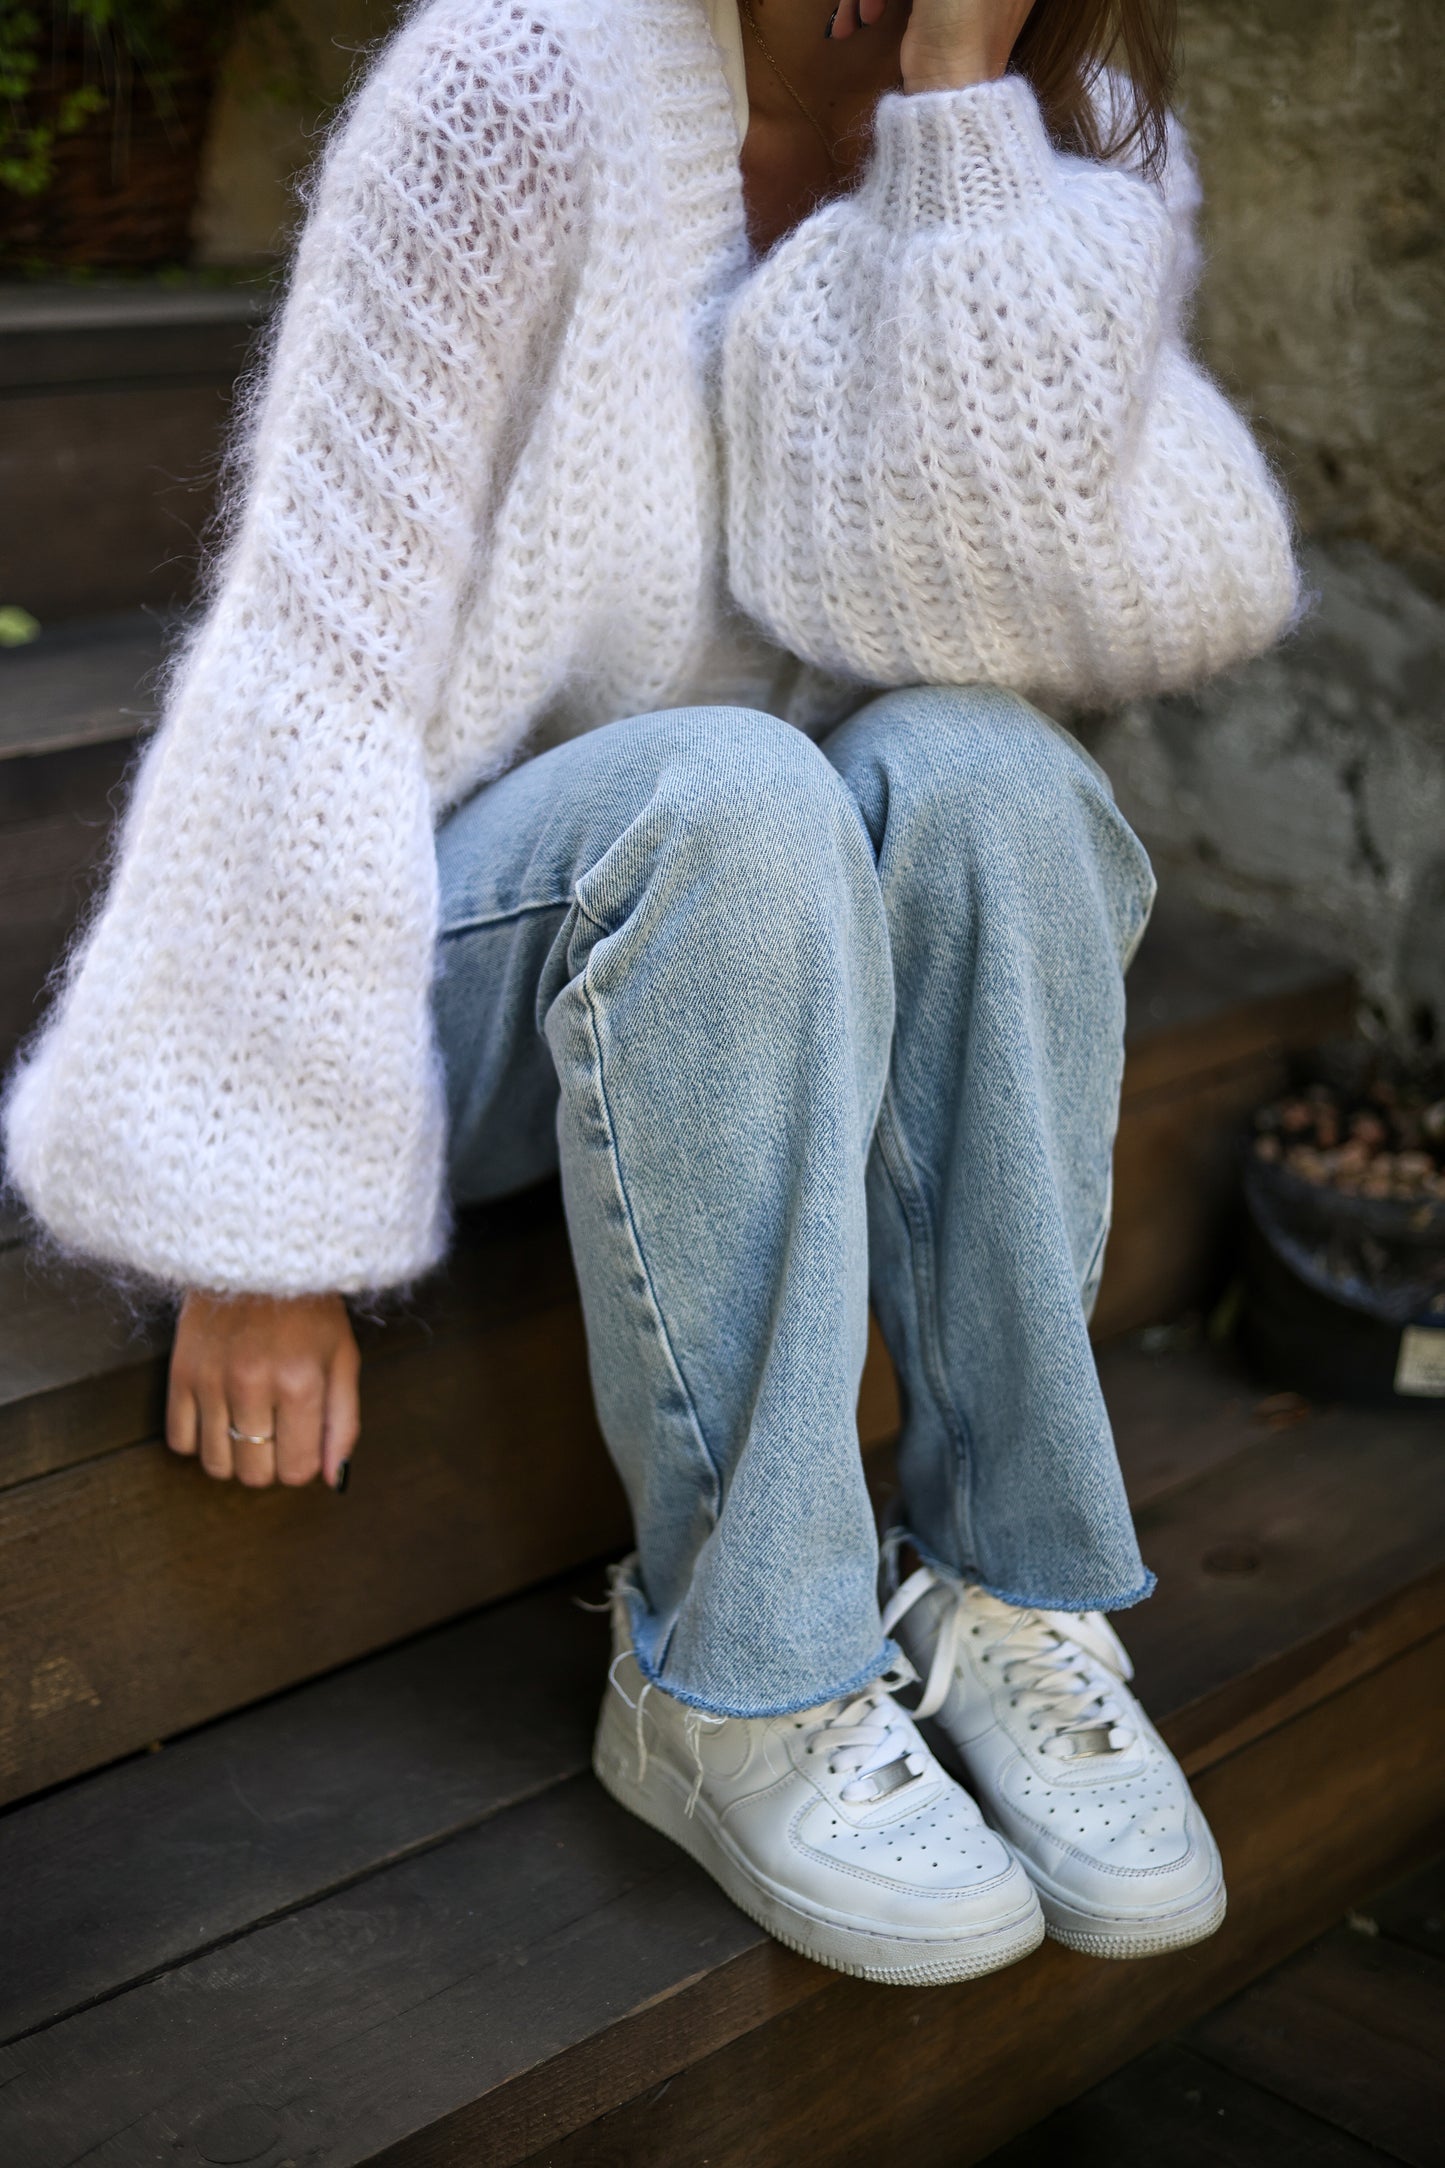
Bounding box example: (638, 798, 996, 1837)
(825, 4, 838, 35)
(334, 1459, 351, 1494)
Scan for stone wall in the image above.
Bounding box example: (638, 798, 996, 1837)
(194, 0, 1445, 1041)
(1177, 0, 1442, 572)
(1099, 0, 1444, 1044)
(1087, 545, 1445, 1040)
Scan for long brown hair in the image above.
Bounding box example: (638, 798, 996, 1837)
(1011, 0, 1178, 181)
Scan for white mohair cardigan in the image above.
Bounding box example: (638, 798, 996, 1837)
(3, 0, 1299, 1299)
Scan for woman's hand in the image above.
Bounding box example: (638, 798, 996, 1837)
(830, 0, 1036, 96)
(167, 1291, 360, 1490)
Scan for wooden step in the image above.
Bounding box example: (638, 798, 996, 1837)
(0, 1340, 1439, 2167)
(983, 1854, 1444, 2166)
(0, 1185, 629, 1806)
(1094, 900, 1354, 1340)
(0, 903, 1354, 1806)
(0, 281, 272, 623)
(0, 608, 173, 1068)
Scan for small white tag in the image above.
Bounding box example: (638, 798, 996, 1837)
(1394, 1326, 1445, 1398)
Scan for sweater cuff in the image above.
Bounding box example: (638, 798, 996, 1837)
(861, 75, 1058, 231)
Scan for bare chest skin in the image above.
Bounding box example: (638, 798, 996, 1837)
(737, 22, 906, 254)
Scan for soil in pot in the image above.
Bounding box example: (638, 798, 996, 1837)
(1241, 1064, 1445, 1406)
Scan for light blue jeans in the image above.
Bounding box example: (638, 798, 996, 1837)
(434, 686, 1157, 1718)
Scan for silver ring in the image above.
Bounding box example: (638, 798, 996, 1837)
(228, 1423, 277, 1446)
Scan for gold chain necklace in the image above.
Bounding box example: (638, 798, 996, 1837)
(737, 0, 845, 181)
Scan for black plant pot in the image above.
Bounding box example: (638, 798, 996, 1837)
(1240, 1153, 1445, 1407)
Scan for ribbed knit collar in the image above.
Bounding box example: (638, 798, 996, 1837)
(623, 0, 754, 304)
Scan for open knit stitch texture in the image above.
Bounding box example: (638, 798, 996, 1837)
(3, 0, 1299, 1298)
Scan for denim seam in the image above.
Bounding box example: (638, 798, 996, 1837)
(1078, 1171, 1113, 1327)
(439, 895, 571, 942)
(578, 946, 725, 1518)
(872, 1082, 979, 1571)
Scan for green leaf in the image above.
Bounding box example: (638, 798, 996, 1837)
(0, 605, 42, 648)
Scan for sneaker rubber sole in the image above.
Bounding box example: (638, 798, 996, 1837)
(1033, 1873, 1227, 1959)
(917, 1716, 1228, 1962)
(593, 1700, 1046, 1987)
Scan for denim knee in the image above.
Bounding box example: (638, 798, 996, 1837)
(573, 706, 880, 936)
(827, 685, 1156, 968)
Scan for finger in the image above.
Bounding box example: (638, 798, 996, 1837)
(858, 0, 888, 24)
(275, 1369, 326, 1487)
(322, 1345, 361, 1492)
(197, 1379, 235, 1482)
(166, 1372, 198, 1456)
(230, 1408, 278, 1488)
(829, 0, 860, 37)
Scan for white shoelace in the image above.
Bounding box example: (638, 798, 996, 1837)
(882, 1567, 1137, 1760)
(798, 1668, 928, 1805)
(609, 1651, 927, 1813)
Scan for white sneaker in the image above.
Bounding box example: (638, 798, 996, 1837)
(593, 1573, 1045, 1985)
(883, 1566, 1227, 1960)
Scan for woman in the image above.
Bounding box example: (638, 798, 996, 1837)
(4, 0, 1297, 1984)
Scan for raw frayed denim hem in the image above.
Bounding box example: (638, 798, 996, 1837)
(897, 1527, 1157, 1616)
(619, 1581, 904, 1720)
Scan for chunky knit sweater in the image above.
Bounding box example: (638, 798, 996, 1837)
(3, 0, 1298, 1298)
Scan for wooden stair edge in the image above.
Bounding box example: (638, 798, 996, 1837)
(499, 1634, 1445, 2168)
(7, 1441, 1439, 2047)
(1, 1370, 1441, 2165)
(0, 1185, 583, 1485)
(4, 1595, 1437, 2168)
(1, 1317, 1437, 1805)
(1119, 969, 1356, 1106)
(0, 896, 1354, 1452)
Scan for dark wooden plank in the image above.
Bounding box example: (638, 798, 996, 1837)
(1187, 1928, 1445, 2167)
(0, 1291, 630, 1805)
(1362, 1856, 1445, 1965)
(0, 735, 143, 1068)
(0, 1395, 1417, 2044)
(1091, 1050, 1289, 1339)
(501, 1636, 1445, 2168)
(4, 1281, 1441, 1815)
(0, 1357, 1305, 2045)
(0, 1187, 580, 1488)
(0, 910, 1349, 1461)
(0, 1573, 612, 2043)
(0, 1240, 170, 1484)
(0, 281, 271, 393)
(0, 1773, 805, 2168)
(1099, 1338, 1268, 1508)
(0, 384, 232, 619)
(0, 609, 168, 760)
(1166, 1570, 1445, 1781)
(981, 2040, 1395, 2168)
(865, 1336, 1276, 1560)
(0, 1349, 1305, 2039)
(1090, 897, 1356, 1342)
(1103, 1380, 1445, 1774)
(1, 1488, 1439, 2164)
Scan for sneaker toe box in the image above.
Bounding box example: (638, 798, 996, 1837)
(789, 1790, 1035, 1934)
(1008, 1762, 1222, 1919)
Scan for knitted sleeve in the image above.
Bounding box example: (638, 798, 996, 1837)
(720, 77, 1299, 709)
(2, 5, 583, 1297)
